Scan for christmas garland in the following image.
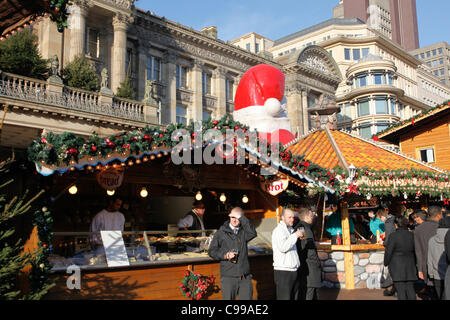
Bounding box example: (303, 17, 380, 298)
(29, 206, 55, 297)
(27, 115, 449, 199)
(179, 270, 215, 300)
(374, 100, 450, 139)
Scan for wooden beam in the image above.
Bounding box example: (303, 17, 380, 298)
(340, 200, 355, 289)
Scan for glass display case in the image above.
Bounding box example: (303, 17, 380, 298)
(49, 229, 273, 271)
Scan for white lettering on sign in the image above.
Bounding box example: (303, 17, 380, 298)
(261, 179, 289, 196)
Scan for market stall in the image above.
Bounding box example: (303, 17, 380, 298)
(26, 115, 336, 299)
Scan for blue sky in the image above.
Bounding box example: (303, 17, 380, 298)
(136, 0, 449, 48)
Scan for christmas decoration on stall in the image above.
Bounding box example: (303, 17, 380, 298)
(179, 270, 215, 300)
(28, 205, 56, 299)
(374, 100, 450, 139)
(0, 156, 49, 300)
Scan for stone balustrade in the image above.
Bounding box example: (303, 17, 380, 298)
(0, 71, 153, 123)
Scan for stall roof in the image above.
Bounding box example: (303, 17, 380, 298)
(0, 0, 69, 39)
(285, 128, 445, 173)
(377, 101, 450, 143)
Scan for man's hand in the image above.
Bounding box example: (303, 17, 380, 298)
(225, 251, 237, 260)
(418, 271, 424, 280)
(294, 229, 304, 238)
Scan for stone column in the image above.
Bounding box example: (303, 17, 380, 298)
(285, 82, 303, 137)
(191, 59, 204, 122)
(162, 51, 178, 124)
(68, 0, 90, 61)
(111, 13, 133, 94)
(301, 88, 310, 135)
(214, 66, 227, 119)
(137, 40, 150, 100)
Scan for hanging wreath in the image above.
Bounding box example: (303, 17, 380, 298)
(179, 270, 215, 300)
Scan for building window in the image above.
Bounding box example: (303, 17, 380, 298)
(87, 28, 100, 58)
(362, 48, 369, 57)
(359, 123, 372, 139)
(432, 49, 437, 56)
(440, 68, 445, 75)
(438, 48, 443, 54)
(202, 72, 212, 95)
(255, 43, 259, 53)
(439, 58, 444, 64)
(418, 147, 435, 163)
(246, 43, 251, 51)
(345, 48, 351, 60)
(420, 53, 425, 59)
(373, 72, 386, 85)
(353, 48, 361, 60)
(176, 65, 188, 89)
(434, 70, 439, 76)
(390, 99, 396, 115)
(375, 122, 389, 133)
(426, 51, 431, 57)
(375, 98, 388, 114)
(146, 56, 161, 81)
(338, 103, 351, 121)
(176, 105, 187, 125)
(357, 100, 370, 117)
(388, 72, 394, 85)
(202, 109, 212, 121)
(126, 48, 133, 75)
(226, 79, 234, 102)
(355, 74, 368, 87)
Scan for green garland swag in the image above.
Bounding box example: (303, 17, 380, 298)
(29, 206, 55, 296)
(179, 270, 215, 300)
(27, 115, 449, 199)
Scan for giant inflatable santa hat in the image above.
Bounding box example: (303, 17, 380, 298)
(233, 64, 296, 146)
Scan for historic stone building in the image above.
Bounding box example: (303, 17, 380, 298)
(0, 0, 345, 151)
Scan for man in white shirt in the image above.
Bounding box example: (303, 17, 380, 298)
(91, 196, 125, 232)
(272, 208, 304, 300)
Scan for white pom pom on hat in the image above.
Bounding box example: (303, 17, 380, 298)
(264, 98, 282, 117)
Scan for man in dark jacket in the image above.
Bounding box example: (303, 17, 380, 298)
(177, 200, 206, 236)
(414, 206, 442, 299)
(294, 208, 322, 300)
(384, 216, 418, 300)
(208, 207, 257, 300)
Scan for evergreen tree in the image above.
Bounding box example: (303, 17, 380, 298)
(0, 156, 50, 300)
(62, 55, 100, 92)
(116, 76, 136, 100)
(0, 30, 49, 79)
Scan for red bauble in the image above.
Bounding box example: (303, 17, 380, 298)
(91, 145, 97, 152)
(144, 134, 151, 141)
(68, 148, 78, 155)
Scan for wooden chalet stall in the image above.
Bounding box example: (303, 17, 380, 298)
(377, 101, 450, 171)
(282, 126, 450, 289)
(27, 118, 328, 300)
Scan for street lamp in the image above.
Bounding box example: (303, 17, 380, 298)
(348, 163, 357, 181)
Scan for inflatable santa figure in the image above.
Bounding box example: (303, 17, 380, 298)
(233, 64, 296, 146)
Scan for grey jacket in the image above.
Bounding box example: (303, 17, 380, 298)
(427, 228, 449, 280)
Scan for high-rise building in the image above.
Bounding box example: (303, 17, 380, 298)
(333, 0, 419, 51)
(410, 41, 450, 86)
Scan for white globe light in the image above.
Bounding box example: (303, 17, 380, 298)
(140, 187, 148, 198)
(219, 193, 226, 203)
(242, 194, 249, 204)
(264, 98, 282, 117)
(68, 185, 78, 195)
(106, 189, 115, 196)
(195, 191, 203, 201)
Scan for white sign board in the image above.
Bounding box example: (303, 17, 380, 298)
(100, 231, 130, 267)
(261, 178, 289, 196)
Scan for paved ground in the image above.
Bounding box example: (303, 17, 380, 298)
(316, 288, 408, 300)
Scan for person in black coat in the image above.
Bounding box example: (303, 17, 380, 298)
(294, 208, 322, 300)
(208, 207, 257, 300)
(384, 216, 418, 300)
